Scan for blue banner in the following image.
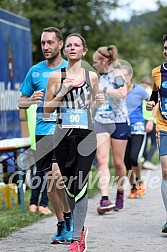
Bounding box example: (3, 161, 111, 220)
(0, 9, 32, 140)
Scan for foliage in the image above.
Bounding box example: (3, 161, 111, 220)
(0, 0, 167, 79)
(1, 0, 118, 63)
(149, 5, 167, 43)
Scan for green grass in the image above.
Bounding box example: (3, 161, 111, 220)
(0, 189, 53, 238)
(0, 168, 100, 239)
(152, 149, 159, 165)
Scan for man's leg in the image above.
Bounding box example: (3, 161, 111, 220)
(160, 155, 167, 233)
(38, 171, 52, 214)
(158, 130, 167, 233)
(46, 163, 72, 244)
(46, 163, 70, 218)
(29, 170, 42, 212)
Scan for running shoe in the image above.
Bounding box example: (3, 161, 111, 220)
(29, 204, 37, 213)
(80, 226, 88, 252)
(114, 192, 124, 211)
(143, 161, 158, 170)
(38, 206, 52, 215)
(128, 187, 138, 199)
(97, 199, 115, 215)
(68, 241, 80, 252)
(162, 222, 167, 233)
(137, 181, 146, 197)
(51, 223, 66, 244)
(65, 218, 73, 242)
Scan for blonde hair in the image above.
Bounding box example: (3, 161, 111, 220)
(95, 45, 120, 67)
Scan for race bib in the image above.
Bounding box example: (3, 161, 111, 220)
(96, 100, 112, 116)
(160, 97, 167, 116)
(42, 111, 57, 121)
(131, 122, 145, 134)
(61, 108, 88, 129)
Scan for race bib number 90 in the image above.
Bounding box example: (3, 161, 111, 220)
(61, 108, 88, 129)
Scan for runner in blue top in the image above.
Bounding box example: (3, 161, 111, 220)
(124, 65, 150, 198)
(18, 27, 73, 244)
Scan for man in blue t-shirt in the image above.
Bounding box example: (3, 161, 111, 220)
(18, 27, 72, 244)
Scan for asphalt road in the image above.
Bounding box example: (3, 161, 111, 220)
(0, 165, 167, 252)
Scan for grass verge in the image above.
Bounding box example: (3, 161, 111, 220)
(0, 189, 52, 238)
(0, 168, 100, 238)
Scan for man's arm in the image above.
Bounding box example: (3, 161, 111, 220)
(146, 103, 158, 133)
(18, 90, 44, 109)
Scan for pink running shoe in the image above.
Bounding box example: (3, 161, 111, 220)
(80, 226, 88, 252)
(68, 241, 80, 252)
(114, 192, 125, 212)
(97, 199, 115, 215)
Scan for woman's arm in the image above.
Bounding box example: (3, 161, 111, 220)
(44, 71, 74, 113)
(90, 71, 105, 108)
(105, 83, 127, 99)
(44, 71, 63, 114)
(100, 70, 127, 99)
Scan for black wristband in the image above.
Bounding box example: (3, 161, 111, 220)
(150, 91, 158, 104)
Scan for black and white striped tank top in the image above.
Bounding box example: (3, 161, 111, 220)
(57, 68, 93, 129)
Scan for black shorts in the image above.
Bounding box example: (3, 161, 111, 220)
(94, 120, 131, 140)
(35, 135, 54, 172)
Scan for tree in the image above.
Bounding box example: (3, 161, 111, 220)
(0, 0, 120, 63)
(1, 0, 166, 79)
(149, 5, 167, 43)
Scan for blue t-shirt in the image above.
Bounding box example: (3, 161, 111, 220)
(20, 60, 68, 135)
(126, 84, 149, 125)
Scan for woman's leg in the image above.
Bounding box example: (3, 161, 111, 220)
(95, 132, 116, 214)
(128, 134, 146, 198)
(96, 132, 111, 197)
(111, 138, 127, 211)
(111, 138, 127, 190)
(71, 148, 95, 241)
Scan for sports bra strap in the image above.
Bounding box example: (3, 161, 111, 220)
(61, 67, 66, 83)
(85, 69, 92, 90)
